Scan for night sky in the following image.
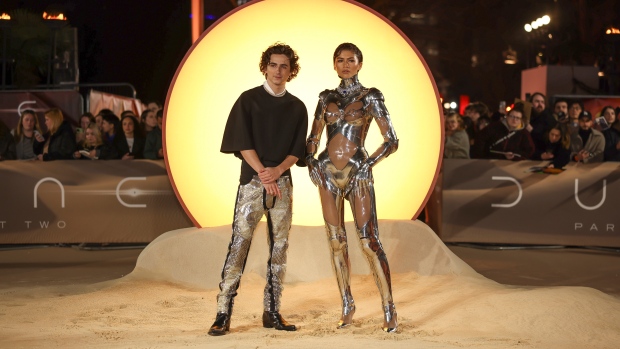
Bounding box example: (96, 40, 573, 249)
(2, 0, 619, 108)
(1, 0, 236, 104)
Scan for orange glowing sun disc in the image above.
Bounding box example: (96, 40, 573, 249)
(164, 0, 443, 228)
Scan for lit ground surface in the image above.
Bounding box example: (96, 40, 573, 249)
(0, 222, 618, 349)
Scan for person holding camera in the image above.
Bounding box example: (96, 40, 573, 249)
(13, 109, 42, 160)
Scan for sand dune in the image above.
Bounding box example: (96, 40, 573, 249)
(1, 220, 618, 348)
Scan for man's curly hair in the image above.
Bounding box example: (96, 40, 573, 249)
(259, 43, 300, 82)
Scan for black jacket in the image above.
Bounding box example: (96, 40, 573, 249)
(114, 134, 146, 159)
(536, 141, 571, 168)
(471, 120, 535, 160)
(603, 125, 620, 162)
(33, 120, 77, 161)
(0, 123, 16, 160)
(75, 143, 118, 160)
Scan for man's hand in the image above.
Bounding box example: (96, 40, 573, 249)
(263, 182, 281, 199)
(574, 150, 589, 162)
(504, 152, 515, 160)
(157, 148, 164, 158)
(526, 123, 533, 132)
(259, 167, 283, 184)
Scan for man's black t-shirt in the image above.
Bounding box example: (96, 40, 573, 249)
(220, 86, 308, 184)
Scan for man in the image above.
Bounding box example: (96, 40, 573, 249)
(567, 100, 583, 133)
(553, 98, 568, 117)
(208, 43, 308, 336)
(571, 110, 605, 163)
(471, 103, 534, 160)
(530, 92, 546, 115)
(527, 92, 556, 158)
(553, 98, 568, 122)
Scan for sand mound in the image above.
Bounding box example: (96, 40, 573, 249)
(1, 220, 619, 348)
(130, 220, 478, 288)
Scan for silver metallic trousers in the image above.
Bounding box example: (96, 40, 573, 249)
(317, 151, 396, 327)
(216, 176, 293, 314)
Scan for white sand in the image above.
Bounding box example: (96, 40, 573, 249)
(1, 220, 619, 348)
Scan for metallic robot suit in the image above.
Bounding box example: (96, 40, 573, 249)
(306, 73, 399, 332)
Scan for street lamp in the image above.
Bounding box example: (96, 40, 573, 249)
(525, 15, 550, 32)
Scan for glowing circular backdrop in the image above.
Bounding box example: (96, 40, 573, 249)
(165, 0, 443, 227)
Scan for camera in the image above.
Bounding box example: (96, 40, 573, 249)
(595, 116, 610, 130)
(556, 111, 567, 122)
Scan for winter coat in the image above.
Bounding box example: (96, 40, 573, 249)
(33, 120, 77, 161)
(471, 119, 534, 160)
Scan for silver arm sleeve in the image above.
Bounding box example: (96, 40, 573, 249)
(365, 89, 399, 168)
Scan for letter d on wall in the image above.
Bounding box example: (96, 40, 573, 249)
(491, 176, 522, 208)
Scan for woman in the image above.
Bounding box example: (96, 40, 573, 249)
(305, 43, 398, 332)
(536, 122, 571, 168)
(73, 124, 118, 160)
(76, 112, 96, 147)
(114, 114, 145, 159)
(33, 108, 76, 161)
(600, 106, 620, 161)
(444, 112, 470, 159)
(13, 109, 43, 160)
(140, 109, 157, 134)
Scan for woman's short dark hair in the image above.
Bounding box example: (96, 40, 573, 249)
(259, 43, 300, 81)
(333, 43, 363, 63)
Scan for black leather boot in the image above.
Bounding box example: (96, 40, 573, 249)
(262, 311, 297, 331)
(208, 312, 231, 336)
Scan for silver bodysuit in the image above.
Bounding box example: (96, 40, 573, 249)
(306, 74, 399, 332)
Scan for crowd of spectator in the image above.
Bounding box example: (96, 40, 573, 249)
(444, 92, 620, 168)
(0, 101, 164, 162)
(1, 95, 618, 167)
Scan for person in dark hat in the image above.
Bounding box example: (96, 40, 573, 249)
(570, 110, 605, 163)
